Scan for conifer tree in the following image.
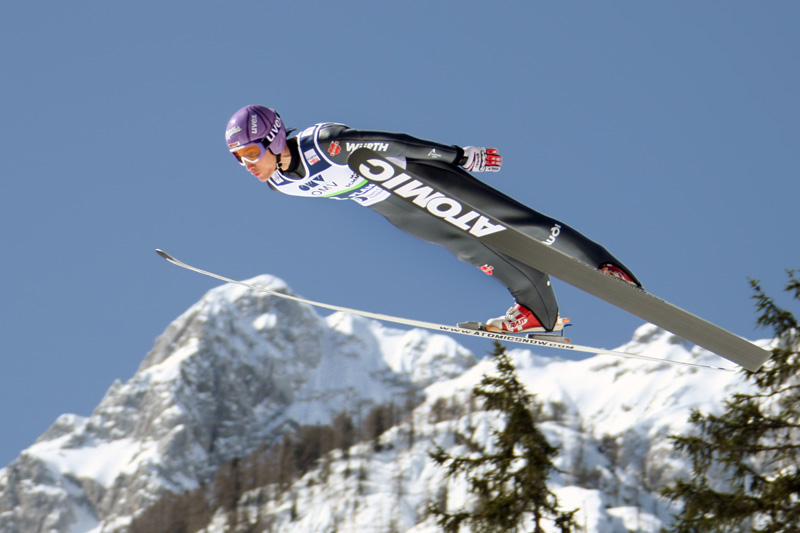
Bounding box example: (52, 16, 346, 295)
(429, 341, 578, 533)
(662, 270, 800, 532)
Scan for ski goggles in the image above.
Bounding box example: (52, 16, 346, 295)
(230, 141, 269, 166)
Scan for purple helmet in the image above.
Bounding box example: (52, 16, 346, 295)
(225, 105, 287, 155)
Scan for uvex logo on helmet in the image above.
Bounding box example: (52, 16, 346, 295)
(250, 114, 259, 135)
(265, 116, 282, 143)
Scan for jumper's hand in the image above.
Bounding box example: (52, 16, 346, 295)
(460, 147, 502, 172)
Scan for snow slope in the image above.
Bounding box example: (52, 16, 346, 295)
(227, 324, 760, 533)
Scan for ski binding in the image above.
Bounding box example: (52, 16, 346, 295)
(457, 321, 572, 344)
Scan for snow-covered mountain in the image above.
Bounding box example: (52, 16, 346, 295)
(0, 275, 766, 533)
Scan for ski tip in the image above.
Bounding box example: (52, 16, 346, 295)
(155, 249, 174, 261)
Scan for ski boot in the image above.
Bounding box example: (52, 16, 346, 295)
(459, 303, 571, 343)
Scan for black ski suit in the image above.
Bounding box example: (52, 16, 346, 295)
(267, 123, 640, 331)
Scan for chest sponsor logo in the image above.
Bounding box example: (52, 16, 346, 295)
(299, 176, 337, 194)
(328, 141, 341, 156)
(356, 158, 506, 238)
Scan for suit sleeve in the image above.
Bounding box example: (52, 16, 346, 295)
(317, 123, 464, 166)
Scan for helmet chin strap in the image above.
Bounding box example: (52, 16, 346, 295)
(275, 153, 283, 171)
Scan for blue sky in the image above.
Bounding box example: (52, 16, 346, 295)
(1, 2, 798, 466)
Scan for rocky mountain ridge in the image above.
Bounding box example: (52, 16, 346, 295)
(0, 275, 763, 532)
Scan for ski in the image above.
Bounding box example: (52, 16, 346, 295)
(347, 148, 771, 372)
(156, 249, 734, 372)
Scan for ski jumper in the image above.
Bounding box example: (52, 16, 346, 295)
(267, 123, 640, 331)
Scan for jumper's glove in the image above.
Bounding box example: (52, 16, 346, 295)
(460, 146, 502, 172)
